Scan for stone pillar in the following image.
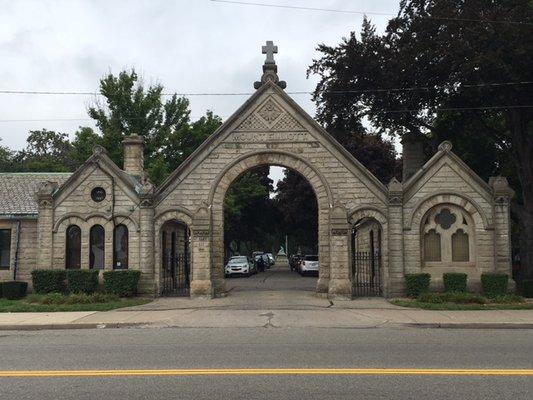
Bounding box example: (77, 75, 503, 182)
(328, 205, 352, 298)
(122, 135, 144, 178)
(489, 177, 515, 277)
(402, 136, 425, 181)
(387, 178, 405, 297)
(190, 207, 214, 297)
(36, 181, 58, 269)
(138, 181, 155, 294)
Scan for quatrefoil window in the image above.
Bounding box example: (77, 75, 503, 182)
(435, 208, 456, 230)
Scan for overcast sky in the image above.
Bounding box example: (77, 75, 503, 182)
(1, 0, 399, 183)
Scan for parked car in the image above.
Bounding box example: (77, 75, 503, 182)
(289, 254, 302, 272)
(299, 255, 319, 276)
(265, 253, 275, 266)
(225, 256, 256, 277)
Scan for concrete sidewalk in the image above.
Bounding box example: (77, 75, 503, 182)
(1, 295, 533, 330)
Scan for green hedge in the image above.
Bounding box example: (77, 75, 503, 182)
(481, 273, 508, 298)
(521, 280, 533, 298)
(405, 273, 431, 298)
(443, 273, 468, 293)
(103, 270, 141, 297)
(67, 270, 100, 294)
(1, 281, 28, 300)
(31, 270, 67, 294)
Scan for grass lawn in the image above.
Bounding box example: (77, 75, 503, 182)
(0, 296, 152, 312)
(391, 299, 533, 310)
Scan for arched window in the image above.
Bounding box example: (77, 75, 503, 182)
(424, 229, 441, 261)
(421, 205, 474, 265)
(113, 224, 128, 269)
(66, 225, 81, 269)
(89, 225, 105, 269)
(452, 229, 469, 262)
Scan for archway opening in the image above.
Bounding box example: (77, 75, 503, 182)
(351, 217, 383, 296)
(222, 165, 319, 293)
(160, 219, 191, 296)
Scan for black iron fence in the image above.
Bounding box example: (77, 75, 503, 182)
(162, 252, 190, 296)
(352, 251, 382, 297)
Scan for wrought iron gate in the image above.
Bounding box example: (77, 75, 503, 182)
(352, 251, 382, 297)
(162, 252, 190, 296)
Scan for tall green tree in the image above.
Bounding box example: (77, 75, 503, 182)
(0, 139, 15, 172)
(15, 129, 75, 172)
(88, 69, 221, 184)
(309, 0, 533, 278)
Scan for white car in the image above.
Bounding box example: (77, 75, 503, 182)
(299, 255, 319, 276)
(265, 253, 275, 266)
(225, 256, 255, 277)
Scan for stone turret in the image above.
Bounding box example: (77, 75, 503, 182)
(122, 135, 145, 178)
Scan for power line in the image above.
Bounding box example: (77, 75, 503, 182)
(0, 105, 531, 123)
(0, 81, 531, 97)
(209, 0, 533, 26)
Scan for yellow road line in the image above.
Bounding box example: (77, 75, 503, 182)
(0, 368, 532, 378)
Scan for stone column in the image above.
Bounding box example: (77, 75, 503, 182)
(489, 177, 515, 277)
(138, 182, 155, 294)
(328, 205, 352, 298)
(190, 207, 214, 297)
(36, 181, 58, 269)
(387, 178, 405, 297)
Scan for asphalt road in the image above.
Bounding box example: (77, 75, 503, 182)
(0, 327, 532, 399)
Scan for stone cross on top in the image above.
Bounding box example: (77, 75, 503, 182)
(254, 40, 286, 90)
(262, 40, 278, 65)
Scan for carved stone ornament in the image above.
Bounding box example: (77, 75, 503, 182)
(331, 228, 348, 236)
(438, 141, 453, 152)
(193, 229, 210, 240)
(253, 41, 287, 89)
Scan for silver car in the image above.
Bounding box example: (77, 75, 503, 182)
(299, 255, 319, 276)
(225, 256, 256, 277)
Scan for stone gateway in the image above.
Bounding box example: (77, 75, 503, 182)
(0, 42, 514, 298)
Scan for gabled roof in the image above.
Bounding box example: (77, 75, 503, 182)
(155, 81, 388, 203)
(0, 173, 71, 217)
(403, 141, 493, 200)
(52, 146, 141, 202)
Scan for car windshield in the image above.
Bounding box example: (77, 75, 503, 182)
(229, 257, 247, 264)
(305, 255, 318, 261)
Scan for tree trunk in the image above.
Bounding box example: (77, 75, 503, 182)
(508, 110, 533, 280)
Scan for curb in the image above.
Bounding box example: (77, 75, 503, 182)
(0, 322, 145, 331)
(403, 322, 533, 330)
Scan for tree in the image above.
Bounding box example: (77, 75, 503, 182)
(0, 139, 15, 172)
(309, 0, 533, 278)
(16, 129, 75, 172)
(88, 69, 221, 184)
(71, 127, 102, 167)
(275, 170, 318, 254)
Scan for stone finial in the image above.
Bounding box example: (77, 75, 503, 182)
(254, 41, 287, 90)
(387, 177, 403, 205)
(36, 181, 59, 208)
(438, 140, 453, 152)
(489, 176, 515, 200)
(92, 145, 107, 156)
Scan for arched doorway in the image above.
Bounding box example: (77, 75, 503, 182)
(351, 217, 384, 297)
(209, 151, 334, 296)
(221, 164, 319, 294)
(160, 219, 191, 296)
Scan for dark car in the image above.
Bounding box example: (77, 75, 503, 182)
(289, 254, 302, 272)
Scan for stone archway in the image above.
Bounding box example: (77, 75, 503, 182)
(209, 150, 334, 296)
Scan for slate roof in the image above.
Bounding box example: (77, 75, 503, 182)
(0, 173, 71, 216)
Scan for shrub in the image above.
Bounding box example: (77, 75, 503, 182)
(491, 294, 524, 304)
(67, 270, 100, 294)
(405, 273, 431, 297)
(418, 292, 486, 304)
(1, 281, 28, 300)
(91, 292, 119, 303)
(64, 293, 93, 304)
(481, 273, 508, 298)
(31, 270, 66, 294)
(103, 270, 141, 297)
(522, 280, 533, 298)
(443, 273, 468, 293)
(40, 292, 65, 305)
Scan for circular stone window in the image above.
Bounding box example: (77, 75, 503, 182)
(91, 187, 107, 203)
